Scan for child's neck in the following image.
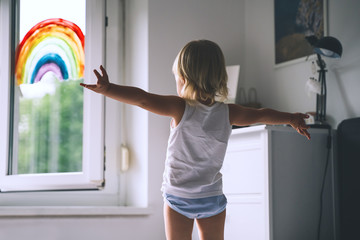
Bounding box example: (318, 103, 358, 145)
(198, 98, 214, 106)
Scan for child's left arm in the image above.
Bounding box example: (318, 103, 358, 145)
(229, 104, 311, 140)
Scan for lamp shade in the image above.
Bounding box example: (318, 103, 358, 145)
(314, 36, 343, 58)
(306, 35, 343, 58)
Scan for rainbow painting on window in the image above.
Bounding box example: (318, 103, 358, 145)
(15, 18, 85, 85)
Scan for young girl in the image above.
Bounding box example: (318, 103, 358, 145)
(81, 40, 310, 240)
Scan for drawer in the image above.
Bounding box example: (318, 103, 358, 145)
(222, 146, 265, 195)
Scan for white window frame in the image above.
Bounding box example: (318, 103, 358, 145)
(0, 0, 105, 192)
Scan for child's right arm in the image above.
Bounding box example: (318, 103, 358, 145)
(228, 104, 311, 140)
(80, 65, 185, 125)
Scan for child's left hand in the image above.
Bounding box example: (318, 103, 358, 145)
(290, 113, 311, 140)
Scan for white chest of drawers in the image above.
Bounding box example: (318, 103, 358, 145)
(222, 125, 335, 240)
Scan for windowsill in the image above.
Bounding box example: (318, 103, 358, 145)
(0, 206, 153, 217)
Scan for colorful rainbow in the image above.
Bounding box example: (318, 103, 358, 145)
(15, 18, 85, 85)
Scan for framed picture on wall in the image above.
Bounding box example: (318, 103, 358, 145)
(274, 0, 327, 67)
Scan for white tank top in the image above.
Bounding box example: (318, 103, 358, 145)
(161, 101, 232, 199)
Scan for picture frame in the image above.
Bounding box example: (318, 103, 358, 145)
(274, 0, 327, 67)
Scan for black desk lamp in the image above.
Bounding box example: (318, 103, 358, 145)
(306, 35, 343, 125)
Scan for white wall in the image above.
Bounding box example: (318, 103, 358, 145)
(0, 0, 359, 239)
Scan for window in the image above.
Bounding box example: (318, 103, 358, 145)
(0, 0, 106, 192)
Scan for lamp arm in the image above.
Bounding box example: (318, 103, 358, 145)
(315, 53, 328, 123)
(316, 53, 326, 70)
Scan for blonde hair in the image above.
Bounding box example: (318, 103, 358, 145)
(175, 40, 228, 104)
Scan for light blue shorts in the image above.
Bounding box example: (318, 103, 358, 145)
(163, 193, 227, 219)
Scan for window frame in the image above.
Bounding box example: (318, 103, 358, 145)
(0, 0, 106, 193)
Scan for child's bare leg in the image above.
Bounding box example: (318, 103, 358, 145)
(164, 203, 194, 240)
(195, 209, 226, 240)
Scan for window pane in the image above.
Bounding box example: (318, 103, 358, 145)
(12, 0, 86, 174)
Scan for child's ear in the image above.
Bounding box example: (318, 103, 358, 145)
(179, 76, 186, 84)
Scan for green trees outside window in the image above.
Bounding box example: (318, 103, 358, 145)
(17, 79, 83, 174)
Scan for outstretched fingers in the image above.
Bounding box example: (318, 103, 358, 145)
(80, 83, 97, 91)
(290, 113, 311, 140)
(100, 65, 108, 78)
(299, 127, 311, 140)
(93, 69, 102, 80)
(93, 65, 109, 83)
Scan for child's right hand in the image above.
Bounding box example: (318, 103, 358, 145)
(80, 65, 110, 94)
(290, 113, 311, 140)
